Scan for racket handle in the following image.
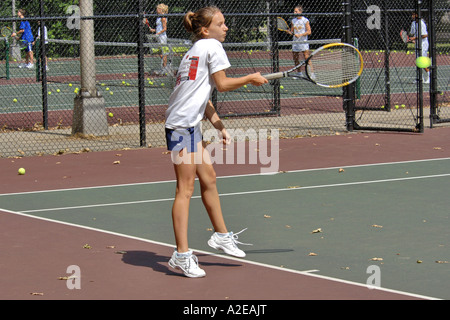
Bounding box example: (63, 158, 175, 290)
(263, 72, 285, 80)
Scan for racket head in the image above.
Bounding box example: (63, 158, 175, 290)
(400, 30, 408, 43)
(305, 42, 363, 88)
(276, 17, 290, 32)
(1, 26, 12, 38)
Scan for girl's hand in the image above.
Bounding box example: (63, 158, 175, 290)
(249, 72, 269, 86)
(219, 128, 231, 145)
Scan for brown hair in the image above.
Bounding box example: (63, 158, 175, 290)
(183, 6, 221, 42)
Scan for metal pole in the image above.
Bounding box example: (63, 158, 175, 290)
(416, 0, 424, 132)
(137, 0, 146, 146)
(40, 0, 48, 129)
(343, 0, 355, 131)
(428, 0, 437, 127)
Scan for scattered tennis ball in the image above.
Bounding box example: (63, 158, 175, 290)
(18, 168, 25, 175)
(110, 91, 114, 95)
(161, 83, 165, 86)
(243, 85, 247, 88)
(48, 91, 52, 95)
(13, 98, 17, 103)
(395, 104, 399, 109)
(108, 112, 114, 117)
(280, 85, 284, 89)
(106, 87, 110, 91)
(123, 73, 126, 77)
(68, 83, 72, 87)
(56, 89, 60, 93)
(416, 56, 431, 68)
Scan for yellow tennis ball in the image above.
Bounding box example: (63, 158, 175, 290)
(416, 56, 431, 68)
(108, 112, 114, 117)
(56, 89, 60, 93)
(69, 83, 72, 87)
(18, 168, 25, 175)
(13, 98, 17, 103)
(280, 85, 284, 89)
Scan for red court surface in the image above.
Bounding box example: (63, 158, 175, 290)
(1, 127, 449, 302)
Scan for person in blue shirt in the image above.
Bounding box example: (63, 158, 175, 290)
(12, 9, 34, 69)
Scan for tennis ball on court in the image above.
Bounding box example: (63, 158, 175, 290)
(161, 83, 165, 86)
(18, 168, 25, 175)
(123, 73, 126, 77)
(416, 56, 431, 68)
(13, 98, 17, 103)
(108, 112, 114, 117)
(56, 89, 60, 93)
(395, 105, 399, 109)
(69, 83, 72, 87)
(106, 87, 110, 91)
(280, 85, 284, 89)
(243, 85, 247, 88)
(48, 91, 52, 95)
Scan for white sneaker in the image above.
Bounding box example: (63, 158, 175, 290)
(25, 63, 34, 69)
(168, 250, 206, 278)
(207, 228, 252, 258)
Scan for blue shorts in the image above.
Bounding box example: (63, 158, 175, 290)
(165, 125, 203, 153)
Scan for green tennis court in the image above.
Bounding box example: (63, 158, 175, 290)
(1, 157, 449, 299)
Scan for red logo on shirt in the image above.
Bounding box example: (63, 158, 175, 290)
(188, 56, 199, 80)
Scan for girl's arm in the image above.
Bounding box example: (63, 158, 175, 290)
(211, 70, 267, 93)
(204, 100, 230, 144)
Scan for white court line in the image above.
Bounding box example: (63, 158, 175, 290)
(17, 172, 450, 213)
(1, 157, 449, 197)
(0, 207, 440, 300)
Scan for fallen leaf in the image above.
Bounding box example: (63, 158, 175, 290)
(311, 228, 322, 234)
(308, 252, 318, 256)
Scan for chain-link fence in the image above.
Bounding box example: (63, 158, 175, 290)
(0, 0, 449, 157)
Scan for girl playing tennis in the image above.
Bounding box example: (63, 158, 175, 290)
(165, 6, 267, 278)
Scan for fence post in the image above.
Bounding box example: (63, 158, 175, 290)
(428, 0, 437, 127)
(137, 0, 146, 147)
(343, 0, 355, 131)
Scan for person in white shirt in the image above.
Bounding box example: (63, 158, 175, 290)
(290, 5, 313, 77)
(165, 6, 267, 278)
(34, 20, 49, 71)
(409, 12, 430, 83)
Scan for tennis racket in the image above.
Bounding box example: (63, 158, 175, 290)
(276, 17, 291, 34)
(263, 42, 363, 88)
(1, 26, 13, 39)
(400, 29, 410, 43)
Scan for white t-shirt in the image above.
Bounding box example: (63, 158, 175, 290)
(292, 16, 310, 52)
(165, 38, 231, 129)
(410, 19, 429, 55)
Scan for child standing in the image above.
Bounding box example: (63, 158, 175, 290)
(150, 3, 169, 74)
(290, 5, 313, 78)
(165, 6, 267, 278)
(12, 9, 34, 69)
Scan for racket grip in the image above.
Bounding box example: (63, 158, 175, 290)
(263, 72, 285, 80)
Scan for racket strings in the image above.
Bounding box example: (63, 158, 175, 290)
(309, 48, 362, 86)
(1, 27, 12, 37)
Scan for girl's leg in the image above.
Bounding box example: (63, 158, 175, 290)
(196, 142, 227, 234)
(171, 149, 197, 253)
